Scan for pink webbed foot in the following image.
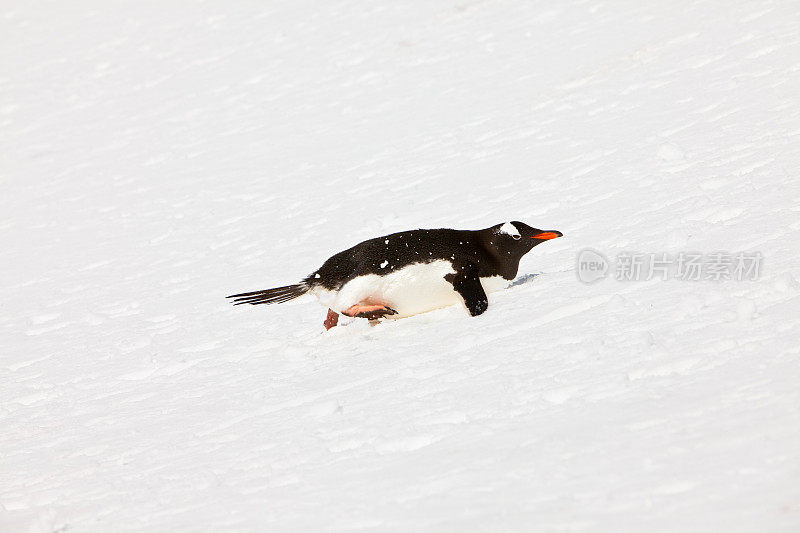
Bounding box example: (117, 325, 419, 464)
(341, 304, 398, 320)
(324, 308, 339, 330)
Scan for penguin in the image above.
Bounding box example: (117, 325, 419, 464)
(227, 221, 562, 330)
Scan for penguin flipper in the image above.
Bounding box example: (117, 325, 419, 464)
(449, 263, 488, 317)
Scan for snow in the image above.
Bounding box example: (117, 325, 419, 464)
(2, 1, 800, 531)
(498, 222, 521, 238)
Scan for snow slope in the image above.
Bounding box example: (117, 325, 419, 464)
(2, 1, 800, 531)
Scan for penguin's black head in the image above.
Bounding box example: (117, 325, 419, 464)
(486, 221, 563, 257)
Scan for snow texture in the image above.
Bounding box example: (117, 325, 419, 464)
(2, 1, 800, 531)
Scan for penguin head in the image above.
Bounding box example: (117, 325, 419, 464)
(488, 221, 563, 257)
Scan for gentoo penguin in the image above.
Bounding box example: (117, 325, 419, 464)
(227, 221, 562, 330)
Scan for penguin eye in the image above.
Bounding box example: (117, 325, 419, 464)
(512, 234, 521, 240)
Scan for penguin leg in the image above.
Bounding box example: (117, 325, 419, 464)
(450, 264, 489, 317)
(341, 304, 398, 320)
(324, 308, 339, 330)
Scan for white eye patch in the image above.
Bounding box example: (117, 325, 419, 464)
(498, 222, 521, 239)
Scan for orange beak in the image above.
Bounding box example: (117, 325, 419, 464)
(531, 231, 562, 240)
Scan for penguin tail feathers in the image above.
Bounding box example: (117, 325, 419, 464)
(227, 282, 310, 306)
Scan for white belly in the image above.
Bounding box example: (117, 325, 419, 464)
(313, 261, 509, 319)
(479, 275, 510, 294)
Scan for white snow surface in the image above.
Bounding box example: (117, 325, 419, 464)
(2, 1, 800, 531)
